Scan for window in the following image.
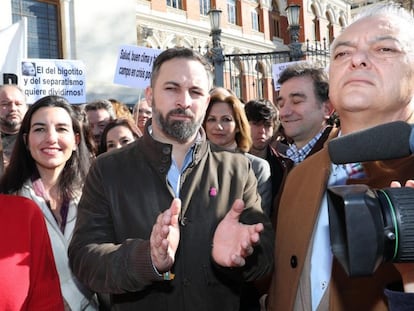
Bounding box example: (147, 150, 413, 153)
(227, 0, 236, 24)
(339, 16, 346, 31)
(200, 0, 210, 15)
(255, 62, 264, 99)
(273, 18, 280, 37)
(311, 5, 320, 42)
(12, 0, 61, 58)
(231, 59, 242, 99)
(252, 9, 259, 31)
(271, 0, 281, 38)
(256, 78, 263, 99)
(167, 0, 182, 9)
(313, 16, 320, 41)
(326, 12, 334, 45)
(233, 75, 242, 99)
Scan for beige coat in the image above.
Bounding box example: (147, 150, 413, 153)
(267, 127, 414, 311)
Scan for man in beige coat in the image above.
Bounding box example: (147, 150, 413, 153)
(267, 3, 414, 311)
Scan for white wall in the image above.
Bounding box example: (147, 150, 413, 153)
(0, 0, 12, 29)
(71, 0, 140, 104)
(2, 0, 140, 104)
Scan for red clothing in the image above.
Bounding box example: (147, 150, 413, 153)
(0, 194, 64, 310)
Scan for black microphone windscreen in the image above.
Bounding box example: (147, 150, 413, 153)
(328, 121, 412, 164)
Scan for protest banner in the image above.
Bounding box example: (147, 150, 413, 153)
(20, 59, 86, 104)
(114, 45, 161, 89)
(272, 60, 306, 91)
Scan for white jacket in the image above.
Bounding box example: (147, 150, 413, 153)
(18, 180, 98, 311)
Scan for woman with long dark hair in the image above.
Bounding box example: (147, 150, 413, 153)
(0, 95, 97, 310)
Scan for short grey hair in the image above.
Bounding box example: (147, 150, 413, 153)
(331, 2, 414, 56)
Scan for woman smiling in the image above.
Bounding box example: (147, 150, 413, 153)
(0, 95, 98, 310)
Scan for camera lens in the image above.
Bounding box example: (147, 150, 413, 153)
(379, 187, 414, 263)
(327, 185, 414, 277)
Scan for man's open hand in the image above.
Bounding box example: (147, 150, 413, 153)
(212, 199, 264, 267)
(150, 198, 181, 273)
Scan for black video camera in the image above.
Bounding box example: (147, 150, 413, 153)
(327, 184, 414, 277)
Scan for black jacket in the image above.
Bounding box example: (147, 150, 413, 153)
(68, 126, 274, 311)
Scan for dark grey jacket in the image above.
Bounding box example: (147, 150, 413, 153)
(68, 126, 274, 311)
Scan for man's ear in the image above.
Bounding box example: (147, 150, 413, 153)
(323, 100, 334, 118)
(145, 86, 153, 107)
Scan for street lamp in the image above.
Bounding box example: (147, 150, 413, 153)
(286, 4, 303, 61)
(208, 8, 224, 87)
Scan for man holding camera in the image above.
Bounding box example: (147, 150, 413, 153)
(267, 3, 414, 311)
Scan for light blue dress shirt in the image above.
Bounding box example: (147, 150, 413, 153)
(310, 163, 350, 311)
(167, 148, 194, 197)
(148, 125, 196, 197)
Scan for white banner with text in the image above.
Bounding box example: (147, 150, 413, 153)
(20, 59, 86, 104)
(114, 45, 161, 89)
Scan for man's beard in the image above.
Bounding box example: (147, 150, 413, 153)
(0, 117, 20, 133)
(152, 105, 203, 143)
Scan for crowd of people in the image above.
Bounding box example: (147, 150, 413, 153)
(1, 2, 414, 311)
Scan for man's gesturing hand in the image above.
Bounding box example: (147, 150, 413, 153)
(212, 199, 264, 267)
(150, 198, 181, 273)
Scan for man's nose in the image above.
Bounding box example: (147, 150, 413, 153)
(176, 91, 192, 109)
(351, 50, 370, 69)
(8, 102, 19, 110)
(279, 104, 292, 118)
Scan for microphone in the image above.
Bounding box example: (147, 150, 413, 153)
(328, 121, 414, 164)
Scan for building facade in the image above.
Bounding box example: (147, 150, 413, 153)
(1, 0, 351, 104)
